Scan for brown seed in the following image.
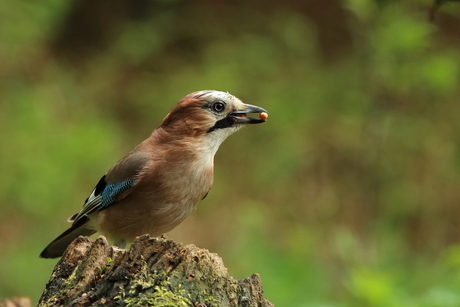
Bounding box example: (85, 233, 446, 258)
(260, 112, 268, 120)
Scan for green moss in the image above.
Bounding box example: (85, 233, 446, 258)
(196, 293, 219, 307)
(124, 284, 191, 307)
(40, 265, 81, 307)
(113, 267, 221, 307)
(62, 265, 79, 288)
(116, 279, 192, 307)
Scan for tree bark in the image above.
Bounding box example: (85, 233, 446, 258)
(38, 235, 274, 307)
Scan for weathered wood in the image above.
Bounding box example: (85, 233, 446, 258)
(38, 235, 273, 307)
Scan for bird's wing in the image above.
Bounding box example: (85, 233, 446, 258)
(69, 150, 150, 224)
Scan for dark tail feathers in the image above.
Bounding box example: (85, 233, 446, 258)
(40, 216, 96, 258)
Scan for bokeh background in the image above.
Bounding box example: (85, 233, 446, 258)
(2, 0, 460, 306)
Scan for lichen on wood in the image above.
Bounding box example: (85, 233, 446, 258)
(38, 235, 273, 307)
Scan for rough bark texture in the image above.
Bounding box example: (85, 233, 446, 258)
(38, 235, 273, 307)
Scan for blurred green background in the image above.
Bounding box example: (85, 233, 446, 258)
(2, 0, 460, 306)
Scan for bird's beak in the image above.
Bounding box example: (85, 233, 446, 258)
(231, 104, 268, 124)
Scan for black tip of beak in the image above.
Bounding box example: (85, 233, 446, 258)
(231, 104, 268, 124)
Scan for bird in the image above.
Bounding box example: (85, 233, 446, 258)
(40, 90, 268, 258)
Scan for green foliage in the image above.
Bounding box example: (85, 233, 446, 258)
(1, 1, 460, 306)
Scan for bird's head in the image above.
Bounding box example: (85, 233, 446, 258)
(160, 91, 267, 144)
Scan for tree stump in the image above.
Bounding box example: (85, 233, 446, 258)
(38, 235, 274, 307)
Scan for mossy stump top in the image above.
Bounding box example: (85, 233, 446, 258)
(38, 235, 273, 307)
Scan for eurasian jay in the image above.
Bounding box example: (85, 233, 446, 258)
(40, 90, 268, 258)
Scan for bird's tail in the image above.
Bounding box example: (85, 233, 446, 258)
(40, 217, 96, 259)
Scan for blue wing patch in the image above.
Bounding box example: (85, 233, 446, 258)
(70, 177, 135, 224)
(101, 179, 135, 208)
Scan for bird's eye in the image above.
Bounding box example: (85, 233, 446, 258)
(212, 101, 225, 113)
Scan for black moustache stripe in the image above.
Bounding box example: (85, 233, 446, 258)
(207, 116, 235, 133)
